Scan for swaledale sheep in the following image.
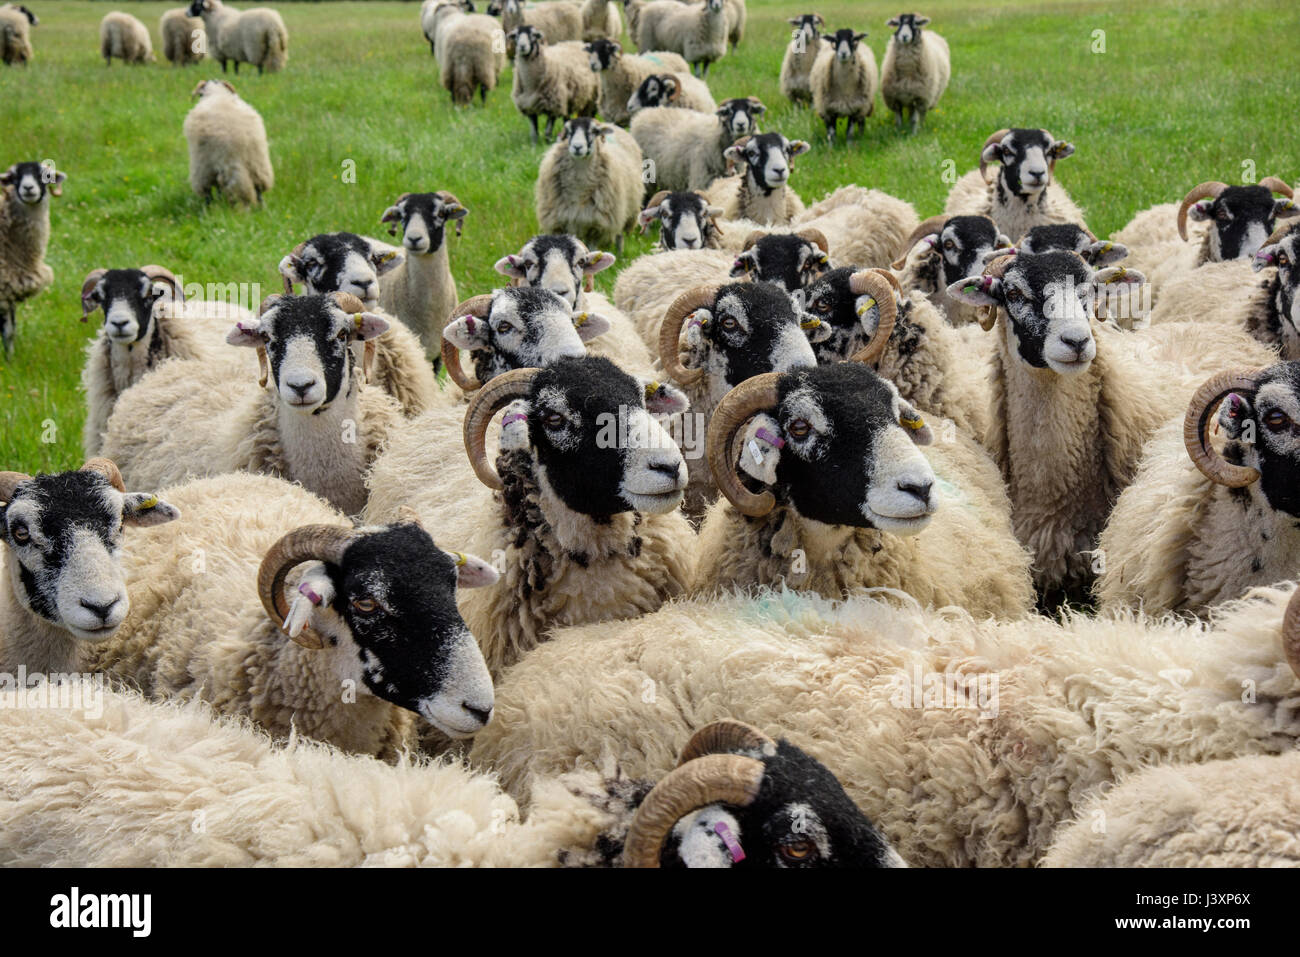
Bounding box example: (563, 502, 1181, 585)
(631, 96, 764, 192)
(0, 160, 64, 357)
(1244, 223, 1300, 355)
(0, 460, 179, 677)
(502, 0, 584, 47)
(626, 71, 716, 114)
(636, 0, 727, 78)
(880, 13, 949, 133)
(187, 0, 287, 74)
(377, 191, 466, 362)
(584, 39, 688, 127)
(469, 581, 1300, 867)
(160, 7, 204, 65)
(0, 4, 36, 65)
(721, 0, 744, 50)
(100, 293, 404, 517)
(810, 28, 876, 144)
(729, 229, 830, 294)
(440, 4, 507, 105)
(183, 79, 273, 208)
(891, 213, 1012, 325)
(692, 363, 1033, 615)
(536, 117, 644, 256)
(79, 265, 255, 457)
(1043, 753, 1300, 868)
(705, 132, 809, 225)
(510, 26, 598, 144)
(364, 358, 697, 678)
(580, 0, 621, 40)
(1096, 362, 1300, 615)
(638, 189, 724, 250)
(945, 128, 1087, 242)
(779, 14, 823, 106)
(100, 11, 154, 65)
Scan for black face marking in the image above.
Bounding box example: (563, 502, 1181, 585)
(889, 12, 924, 43)
(260, 295, 355, 406)
(989, 128, 1057, 198)
(585, 38, 619, 69)
(1202, 185, 1287, 260)
(992, 251, 1092, 369)
(937, 216, 1003, 285)
(1, 161, 52, 204)
(655, 192, 712, 250)
(827, 27, 862, 57)
(468, 286, 580, 383)
(716, 98, 763, 138)
(385, 193, 456, 254)
(736, 133, 795, 194)
(92, 269, 163, 344)
(631, 74, 669, 108)
(1226, 362, 1300, 518)
(699, 283, 809, 385)
(735, 235, 826, 293)
(803, 267, 863, 361)
(1020, 223, 1090, 257)
(291, 232, 387, 301)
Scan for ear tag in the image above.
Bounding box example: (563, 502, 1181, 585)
(1098, 241, 1113, 255)
(1282, 200, 1297, 212)
(451, 551, 469, 567)
(138, 495, 159, 511)
(297, 581, 323, 606)
(353, 313, 364, 330)
(901, 413, 926, 431)
(1102, 268, 1128, 285)
(1256, 251, 1277, 267)
(574, 312, 590, 327)
(687, 311, 708, 330)
(856, 297, 877, 318)
(714, 821, 745, 863)
(378, 251, 398, 264)
(464, 316, 477, 335)
(644, 380, 661, 402)
(502, 411, 529, 427)
(800, 317, 822, 330)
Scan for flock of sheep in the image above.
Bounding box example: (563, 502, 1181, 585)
(2, 0, 1300, 869)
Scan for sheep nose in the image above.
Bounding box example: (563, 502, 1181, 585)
(897, 480, 932, 506)
(287, 378, 317, 397)
(111, 320, 128, 332)
(354, 278, 374, 295)
(462, 702, 493, 725)
(80, 596, 120, 623)
(1060, 334, 1090, 355)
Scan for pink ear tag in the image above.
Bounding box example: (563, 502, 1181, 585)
(714, 822, 745, 863)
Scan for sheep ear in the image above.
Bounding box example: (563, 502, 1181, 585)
(706, 205, 725, 218)
(748, 99, 766, 114)
(788, 140, 811, 157)
(1217, 392, 1256, 440)
(1254, 243, 1283, 272)
(351, 311, 390, 340)
(582, 251, 616, 275)
(738, 412, 783, 484)
(723, 145, 744, 164)
(495, 254, 528, 278)
(1275, 198, 1300, 220)
(820, 34, 835, 43)
(854, 31, 868, 41)
(914, 16, 929, 26)
(278, 253, 304, 285)
(572, 310, 612, 341)
(283, 564, 335, 640)
(0, 168, 14, 186)
(121, 493, 181, 527)
(981, 246, 1015, 265)
(980, 141, 1004, 166)
(787, 17, 801, 25)
(643, 379, 690, 415)
(1188, 201, 1215, 223)
(886, 16, 900, 26)
(446, 550, 499, 588)
(946, 275, 1001, 307)
(1048, 140, 1075, 160)
(227, 319, 268, 347)
(380, 205, 403, 225)
(898, 403, 933, 446)
(731, 250, 757, 277)
(370, 246, 404, 276)
(638, 204, 664, 229)
(1085, 240, 1129, 267)
(443, 314, 491, 350)
(47, 171, 67, 197)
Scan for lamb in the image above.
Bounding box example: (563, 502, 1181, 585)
(78, 265, 255, 456)
(509, 26, 598, 144)
(704, 132, 810, 225)
(501, 0, 584, 46)
(626, 71, 716, 114)
(439, 4, 507, 105)
(160, 7, 204, 65)
(810, 28, 876, 144)
(187, 0, 287, 74)
(0, 3, 36, 65)
(100, 11, 154, 65)
(99, 293, 405, 517)
(880, 13, 949, 133)
(536, 118, 643, 256)
(377, 191, 466, 361)
(363, 357, 697, 677)
(580, 0, 621, 40)
(468, 579, 1300, 867)
(638, 189, 724, 250)
(1095, 362, 1300, 616)
(944, 128, 1088, 241)
(0, 160, 64, 357)
(631, 96, 764, 192)
(635, 0, 727, 77)
(779, 14, 823, 106)
(584, 39, 689, 127)
(183, 79, 273, 208)
(890, 213, 1012, 325)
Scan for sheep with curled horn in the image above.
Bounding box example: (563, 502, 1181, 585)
(889, 212, 1012, 326)
(728, 227, 830, 294)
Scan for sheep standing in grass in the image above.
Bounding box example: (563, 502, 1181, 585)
(580, 0, 621, 40)
(0, 3, 37, 65)
(810, 28, 876, 144)
(636, 0, 727, 78)
(638, 190, 724, 249)
(377, 191, 467, 361)
(187, 0, 287, 74)
(779, 14, 823, 106)
(704, 132, 809, 225)
(183, 79, 273, 208)
(536, 119, 643, 255)
(631, 97, 763, 192)
(510, 26, 598, 144)
(439, 4, 507, 105)
(160, 7, 204, 65)
(0, 160, 65, 357)
(100, 12, 154, 65)
(880, 13, 948, 133)
(585, 39, 689, 127)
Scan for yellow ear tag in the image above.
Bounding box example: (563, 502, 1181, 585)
(574, 312, 589, 327)
(452, 551, 468, 567)
(644, 381, 661, 401)
(379, 251, 398, 264)
(1098, 241, 1113, 254)
(901, 414, 926, 430)
(1104, 268, 1127, 285)
(138, 495, 158, 510)
(856, 297, 877, 317)
(800, 318, 821, 330)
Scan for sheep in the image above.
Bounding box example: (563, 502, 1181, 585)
(428, 0, 470, 60)
(78, 265, 255, 457)
(779, 14, 823, 106)
(501, 0, 584, 46)
(439, 4, 507, 105)
(635, 0, 727, 77)
(626, 71, 716, 114)
(363, 357, 698, 678)
(160, 7, 204, 65)
(810, 28, 876, 144)
(183, 79, 273, 208)
(469, 578, 1300, 867)
(721, 0, 744, 50)
(727, 228, 831, 295)
(704, 133, 809, 226)
(100, 11, 154, 65)
(580, 0, 621, 40)
(637, 189, 724, 250)
(187, 0, 287, 74)
(0, 459, 180, 678)
(509, 26, 598, 144)
(0, 3, 36, 65)
(376, 191, 466, 362)
(890, 213, 1013, 325)
(1043, 753, 1300, 868)
(1242, 222, 1300, 355)
(880, 13, 949, 133)
(631, 96, 764, 192)
(536, 118, 643, 256)
(99, 293, 405, 518)
(944, 128, 1088, 242)
(584, 39, 688, 127)
(0, 160, 64, 357)
(790, 184, 920, 269)
(278, 231, 442, 417)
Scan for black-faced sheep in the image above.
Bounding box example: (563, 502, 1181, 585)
(183, 79, 273, 208)
(880, 13, 949, 133)
(187, 0, 287, 74)
(0, 160, 64, 356)
(810, 28, 876, 144)
(779, 14, 822, 106)
(631, 96, 764, 192)
(705, 132, 810, 225)
(626, 71, 716, 114)
(535, 118, 644, 255)
(377, 191, 467, 362)
(584, 38, 688, 126)
(638, 189, 725, 250)
(890, 213, 1012, 325)
(509, 25, 598, 144)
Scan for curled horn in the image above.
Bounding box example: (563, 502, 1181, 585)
(79, 268, 108, 321)
(330, 291, 374, 382)
(140, 265, 185, 305)
(257, 526, 356, 651)
(706, 371, 782, 517)
(330, 291, 367, 315)
(665, 76, 681, 102)
(974, 254, 1017, 331)
(725, 134, 752, 175)
(437, 191, 468, 237)
(796, 227, 829, 253)
(1284, 587, 1300, 681)
(1177, 182, 1228, 242)
(676, 719, 776, 766)
(463, 367, 540, 490)
(890, 214, 950, 269)
(1181, 369, 1265, 488)
(1265, 222, 1296, 247)
(641, 190, 671, 234)
(1259, 177, 1295, 199)
(740, 229, 766, 252)
(281, 240, 307, 294)
(978, 129, 1011, 183)
(441, 294, 495, 392)
(81, 458, 126, 492)
(621, 753, 766, 867)
(658, 286, 718, 386)
(847, 270, 898, 365)
(0, 470, 32, 504)
(251, 294, 282, 388)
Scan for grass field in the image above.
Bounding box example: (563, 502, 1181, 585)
(1, 0, 1297, 473)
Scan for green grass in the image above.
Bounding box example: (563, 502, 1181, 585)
(2, 0, 1297, 472)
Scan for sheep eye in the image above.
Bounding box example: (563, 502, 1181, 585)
(496, 321, 513, 335)
(1005, 289, 1023, 303)
(779, 839, 816, 861)
(719, 316, 740, 332)
(815, 299, 832, 313)
(351, 598, 378, 614)
(336, 329, 349, 341)
(1264, 410, 1290, 432)
(787, 418, 811, 439)
(10, 522, 29, 545)
(943, 240, 955, 251)
(1279, 253, 1291, 268)
(1215, 207, 1230, 222)
(543, 412, 565, 430)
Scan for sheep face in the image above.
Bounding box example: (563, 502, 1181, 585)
(444, 286, 600, 384)
(560, 117, 614, 158)
(1255, 226, 1300, 336)
(802, 266, 899, 363)
(494, 234, 615, 309)
(981, 129, 1073, 199)
(716, 97, 765, 140)
(886, 12, 929, 45)
(823, 28, 868, 62)
(227, 294, 389, 414)
(13, 5, 37, 25)
(724, 133, 809, 193)
(504, 356, 689, 516)
(787, 15, 822, 51)
(380, 193, 467, 256)
(929, 216, 1010, 285)
(284, 524, 497, 738)
(585, 37, 620, 71)
(279, 233, 403, 308)
(1217, 362, 1300, 518)
(0, 161, 65, 206)
(510, 24, 544, 58)
(688, 284, 819, 388)
(80, 269, 171, 346)
(639, 192, 721, 250)
(730, 233, 829, 294)
(627, 74, 680, 112)
(704, 0, 723, 13)
(1, 468, 178, 642)
(1190, 185, 1300, 262)
(1017, 223, 1129, 268)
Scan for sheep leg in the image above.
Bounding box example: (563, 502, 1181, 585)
(258, 64, 264, 76)
(699, 61, 709, 78)
(220, 58, 227, 72)
(232, 60, 240, 75)
(528, 114, 540, 145)
(615, 233, 624, 256)
(910, 106, 924, 134)
(479, 84, 487, 105)
(893, 108, 903, 130)
(544, 115, 557, 140)
(1, 305, 14, 359)
(824, 117, 837, 145)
